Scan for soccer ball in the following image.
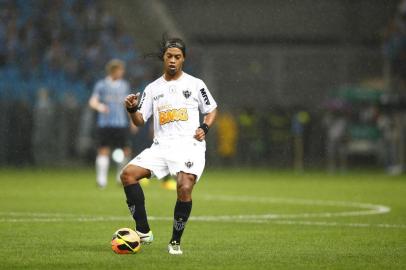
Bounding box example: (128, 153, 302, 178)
(111, 228, 141, 254)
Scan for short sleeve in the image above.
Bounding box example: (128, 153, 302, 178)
(138, 86, 153, 122)
(197, 80, 217, 114)
(91, 80, 104, 98)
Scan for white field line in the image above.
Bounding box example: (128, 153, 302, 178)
(0, 215, 405, 229)
(198, 195, 390, 220)
(0, 196, 403, 229)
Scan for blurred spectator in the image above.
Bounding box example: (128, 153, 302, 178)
(238, 108, 264, 165)
(383, 0, 406, 92)
(291, 110, 311, 172)
(377, 113, 402, 174)
(216, 111, 238, 165)
(56, 91, 81, 161)
(323, 112, 348, 173)
(263, 108, 292, 166)
(32, 88, 56, 165)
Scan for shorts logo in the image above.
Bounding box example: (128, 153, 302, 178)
(183, 89, 191, 99)
(185, 161, 194, 168)
(159, 108, 188, 125)
(200, 88, 210, 105)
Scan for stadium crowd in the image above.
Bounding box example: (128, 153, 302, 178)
(0, 0, 153, 165)
(0, 0, 149, 102)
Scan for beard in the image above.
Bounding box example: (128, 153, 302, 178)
(167, 67, 177, 76)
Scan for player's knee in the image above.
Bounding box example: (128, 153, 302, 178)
(120, 168, 135, 186)
(98, 147, 110, 156)
(177, 183, 193, 201)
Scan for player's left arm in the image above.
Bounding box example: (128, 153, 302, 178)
(194, 108, 217, 141)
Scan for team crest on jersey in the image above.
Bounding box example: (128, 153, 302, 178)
(183, 89, 191, 99)
(185, 161, 194, 168)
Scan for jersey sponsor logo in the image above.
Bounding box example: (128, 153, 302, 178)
(200, 88, 210, 105)
(183, 89, 191, 99)
(153, 93, 164, 101)
(159, 108, 188, 125)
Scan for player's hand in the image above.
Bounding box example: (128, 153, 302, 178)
(130, 123, 139, 134)
(124, 93, 140, 109)
(97, 103, 109, 114)
(194, 127, 205, 141)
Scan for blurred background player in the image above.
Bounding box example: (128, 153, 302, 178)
(89, 59, 132, 188)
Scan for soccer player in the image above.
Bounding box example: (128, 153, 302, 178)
(120, 37, 217, 255)
(89, 59, 132, 188)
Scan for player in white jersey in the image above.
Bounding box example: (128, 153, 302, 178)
(120, 37, 217, 255)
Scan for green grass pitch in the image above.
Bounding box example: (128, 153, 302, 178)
(0, 168, 405, 270)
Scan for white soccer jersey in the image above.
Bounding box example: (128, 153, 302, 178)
(137, 72, 217, 140)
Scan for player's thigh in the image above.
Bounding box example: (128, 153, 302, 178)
(120, 164, 151, 185)
(128, 145, 169, 179)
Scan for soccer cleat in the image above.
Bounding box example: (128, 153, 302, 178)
(168, 241, 183, 255)
(136, 230, 154, 244)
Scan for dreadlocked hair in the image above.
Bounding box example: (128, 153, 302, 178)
(144, 33, 186, 61)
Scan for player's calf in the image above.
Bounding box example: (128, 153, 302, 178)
(121, 165, 152, 235)
(168, 172, 195, 253)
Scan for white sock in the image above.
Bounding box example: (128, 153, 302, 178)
(96, 155, 110, 188)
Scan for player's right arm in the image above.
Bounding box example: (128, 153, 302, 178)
(89, 81, 109, 113)
(124, 87, 153, 127)
(89, 95, 109, 113)
(125, 93, 145, 126)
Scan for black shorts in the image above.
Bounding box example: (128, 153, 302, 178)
(97, 127, 130, 148)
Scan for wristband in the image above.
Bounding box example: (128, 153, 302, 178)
(199, 123, 209, 135)
(126, 106, 138, 113)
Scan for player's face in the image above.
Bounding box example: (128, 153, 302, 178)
(111, 67, 125, 80)
(164, 48, 184, 76)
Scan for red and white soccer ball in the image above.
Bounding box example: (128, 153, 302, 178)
(111, 228, 141, 254)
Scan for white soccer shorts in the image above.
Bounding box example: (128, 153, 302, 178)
(128, 138, 206, 181)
